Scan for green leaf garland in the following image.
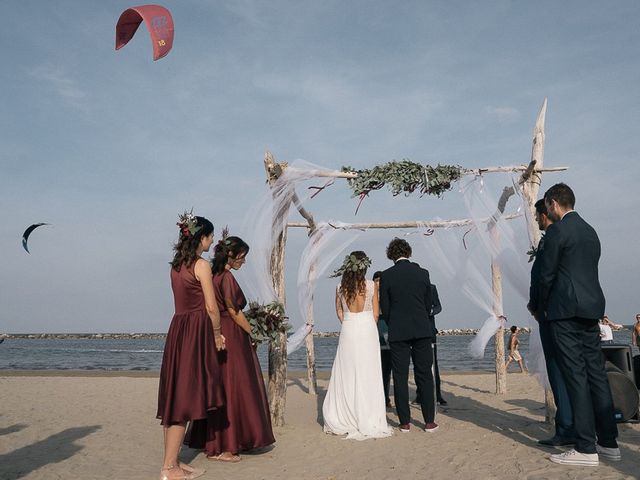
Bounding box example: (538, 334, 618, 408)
(341, 160, 462, 198)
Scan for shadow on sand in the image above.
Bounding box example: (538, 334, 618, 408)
(0, 425, 101, 480)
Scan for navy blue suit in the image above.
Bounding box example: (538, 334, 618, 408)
(529, 235, 574, 439)
(380, 260, 435, 426)
(537, 211, 617, 454)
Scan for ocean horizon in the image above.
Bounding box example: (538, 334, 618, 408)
(1, 329, 636, 372)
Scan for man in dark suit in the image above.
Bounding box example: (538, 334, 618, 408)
(528, 199, 575, 447)
(535, 183, 619, 466)
(379, 238, 438, 433)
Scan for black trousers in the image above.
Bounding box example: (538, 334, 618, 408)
(539, 321, 574, 438)
(381, 349, 392, 404)
(549, 318, 618, 453)
(390, 337, 435, 425)
(416, 342, 443, 402)
(433, 343, 443, 401)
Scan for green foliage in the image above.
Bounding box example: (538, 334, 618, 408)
(245, 301, 290, 344)
(330, 253, 372, 278)
(341, 160, 462, 198)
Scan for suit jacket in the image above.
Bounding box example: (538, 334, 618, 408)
(379, 260, 433, 342)
(538, 211, 605, 321)
(528, 235, 546, 322)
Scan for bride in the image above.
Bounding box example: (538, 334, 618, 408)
(322, 251, 393, 440)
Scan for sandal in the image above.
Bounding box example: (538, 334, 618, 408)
(160, 464, 205, 480)
(207, 452, 241, 463)
(179, 463, 205, 479)
(160, 465, 187, 480)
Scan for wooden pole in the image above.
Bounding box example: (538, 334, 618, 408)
(520, 98, 556, 423)
(305, 261, 318, 395)
(287, 213, 522, 230)
(264, 151, 290, 426)
(300, 165, 566, 179)
(290, 190, 319, 395)
(490, 208, 508, 395)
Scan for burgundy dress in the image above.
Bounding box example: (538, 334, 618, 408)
(186, 270, 275, 454)
(157, 263, 225, 425)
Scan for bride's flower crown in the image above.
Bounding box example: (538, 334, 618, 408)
(177, 209, 202, 238)
(330, 253, 372, 278)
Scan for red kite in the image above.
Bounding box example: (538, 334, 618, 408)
(115, 5, 174, 61)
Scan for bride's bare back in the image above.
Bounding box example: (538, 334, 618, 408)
(335, 280, 379, 321)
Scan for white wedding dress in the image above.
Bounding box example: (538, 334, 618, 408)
(322, 280, 393, 440)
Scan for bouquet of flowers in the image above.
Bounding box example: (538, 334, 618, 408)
(244, 301, 289, 344)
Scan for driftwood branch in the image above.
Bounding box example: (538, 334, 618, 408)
(287, 213, 522, 230)
(293, 165, 566, 180)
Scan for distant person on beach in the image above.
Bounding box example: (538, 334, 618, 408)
(528, 198, 575, 447)
(602, 315, 622, 330)
(505, 326, 527, 373)
(632, 314, 640, 348)
(599, 318, 613, 344)
(187, 235, 275, 461)
(157, 212, 225, 480)
(537, 183, 619, 466)
(379, 238, 438, 433)
(373, 270, 393, 409)
(323, 252, 393, 439)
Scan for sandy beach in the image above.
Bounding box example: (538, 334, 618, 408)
(0, 371, 638, 480)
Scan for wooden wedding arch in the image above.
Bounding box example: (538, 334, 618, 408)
(263, 99, 566, 426)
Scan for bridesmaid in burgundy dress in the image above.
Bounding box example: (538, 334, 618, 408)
(157, 213, 226, 480)
(186, 235, 275, 462)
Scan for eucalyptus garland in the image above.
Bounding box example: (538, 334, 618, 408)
(245, 301, 290, 344)
(341, 160, 462, 198)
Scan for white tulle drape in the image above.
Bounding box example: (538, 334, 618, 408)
(416, 176, 547, 386)
(289, 222, 363, 354)
(239, 160, 363, 354)
(240, 160, 336, 305)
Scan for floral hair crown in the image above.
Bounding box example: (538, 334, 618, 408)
(217, 226, 231, 247)
(177, 209, 202, 238)
(330, 253, 372, 278)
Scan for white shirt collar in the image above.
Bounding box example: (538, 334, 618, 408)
(395, 257, 410, 263)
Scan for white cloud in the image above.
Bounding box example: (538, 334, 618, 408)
(485, 106, 519, 122)
(29, 64, 87, 103)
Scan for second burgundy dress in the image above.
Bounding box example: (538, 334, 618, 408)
(186, 270, 275, 454)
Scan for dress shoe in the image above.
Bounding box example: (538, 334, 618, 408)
(596, 444, 621, 461)
(412, 397, 421, 405)
(399, 423, 410, 433)
(537, 436, 576, 447)
(437, 398, 447, 406)
(549, 449, 598, 466)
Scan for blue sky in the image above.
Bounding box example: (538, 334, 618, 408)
(1, 1, 639, 333)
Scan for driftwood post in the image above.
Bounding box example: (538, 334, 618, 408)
(490, 190, 509, 394)
(292, 191, 319, 395)
(264, 151, 290, 426)
(305, 262, 318, 395)
(520, 98, 556, 422)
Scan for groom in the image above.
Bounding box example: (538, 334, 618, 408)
(379, 238, 438, 433)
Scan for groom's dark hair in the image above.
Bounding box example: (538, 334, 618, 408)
(544, 183, 575, 209)
(386, 238, 412, 262)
